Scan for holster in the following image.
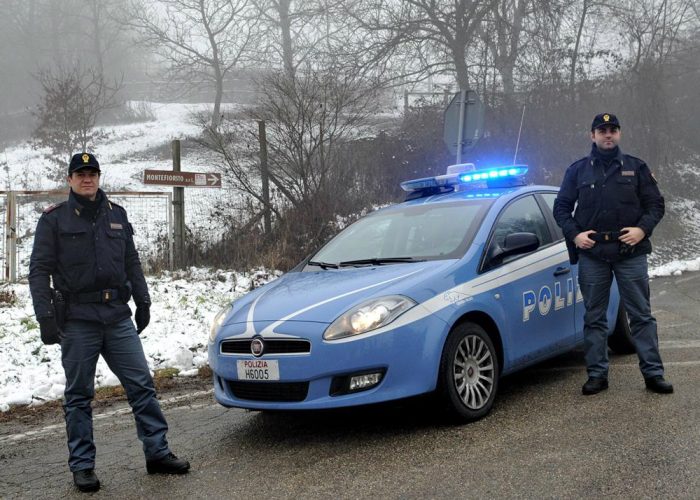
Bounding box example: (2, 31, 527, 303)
(51, 289, 67, 329)
(120, 281, 133, 304)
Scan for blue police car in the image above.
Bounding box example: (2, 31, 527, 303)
(208, 164, 635, 421)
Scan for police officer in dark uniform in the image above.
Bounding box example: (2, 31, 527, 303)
(28, 153, 190, 492)
(553, 113, 673, 396)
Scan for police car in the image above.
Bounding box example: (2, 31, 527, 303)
(208, 164, 635, 421)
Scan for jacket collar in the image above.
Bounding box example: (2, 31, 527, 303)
(589, 144, 624, 165)
(68, 188, 106, 217)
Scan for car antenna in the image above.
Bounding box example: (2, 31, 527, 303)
(513, 105, 526, 164)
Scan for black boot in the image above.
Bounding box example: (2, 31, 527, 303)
(645, 376, 674, 394)
(582, 377, 608, 395)
(146, 452, 190, 474)
(73, 469, 100, 492)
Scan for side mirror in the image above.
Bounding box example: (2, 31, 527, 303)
(488, 232, 540, 266)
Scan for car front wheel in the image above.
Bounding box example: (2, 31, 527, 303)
(438, 322, 500, 422)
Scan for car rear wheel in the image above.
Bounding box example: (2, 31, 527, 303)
(608, 303, 637, 354)
(438, 322, 499, 422)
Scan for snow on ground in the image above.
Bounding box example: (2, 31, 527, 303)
(0, 268, 280, 412)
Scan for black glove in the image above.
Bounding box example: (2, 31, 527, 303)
(135, 304, 151, 334)
(39, 317, 63, 345)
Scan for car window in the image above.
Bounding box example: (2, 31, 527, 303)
(540, 192, 565, 241)
(487, 195, 552, 266)
(310, 200, 491, 264)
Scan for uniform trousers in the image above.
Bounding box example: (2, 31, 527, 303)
(578, 252, 664, 380)
(60, 317, 170, 471)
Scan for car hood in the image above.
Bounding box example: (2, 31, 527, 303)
(224, 260, 456, 326)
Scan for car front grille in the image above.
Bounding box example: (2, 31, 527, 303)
(220, 338, 311, 355)
(226, 380, 309, 402)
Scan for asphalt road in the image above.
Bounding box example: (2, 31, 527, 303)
(1, 273, 699, 499)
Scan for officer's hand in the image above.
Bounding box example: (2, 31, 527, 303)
(619, 227, 645, 246)
(39, 317, 63, 345)
(574, 230, 596, 249)
(135, 304, 151, 334)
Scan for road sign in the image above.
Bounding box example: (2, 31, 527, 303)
(443, 90, 484, 160)
(143, 170, 221, 188)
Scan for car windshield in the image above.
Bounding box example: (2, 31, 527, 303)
(309, 200, 491, 266)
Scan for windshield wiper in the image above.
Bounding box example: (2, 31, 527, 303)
(338, 257, 426, 267)
(308, 260, 340, 269)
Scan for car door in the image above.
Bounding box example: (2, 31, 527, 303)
(538, 191, 585, 342)
(482, 194, 577, 370)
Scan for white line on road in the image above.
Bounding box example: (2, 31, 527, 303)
(660, 339, 700, 348)
(531, 359, 700, 373)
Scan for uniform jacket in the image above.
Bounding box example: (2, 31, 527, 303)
(28, 189, 150, 324)
(553, 146, 665, 264)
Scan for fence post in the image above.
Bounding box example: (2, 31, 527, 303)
(258, 120, 271, 235)
(172, 140, 185, 269)
(5, 191, 17, 283)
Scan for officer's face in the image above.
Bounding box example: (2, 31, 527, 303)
(590, 125, 621, 150)
(67, 169, 100, 200)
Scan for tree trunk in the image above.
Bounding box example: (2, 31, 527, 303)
(278, 0, 295, 80)
(213, 73, 223, 128)
(569, 0, 589, 98)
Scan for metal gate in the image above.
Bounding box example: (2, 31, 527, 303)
(1, 190, 172, 283)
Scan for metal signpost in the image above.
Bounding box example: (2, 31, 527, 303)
(443, 90, 485, 163)
(143, 140, 222, 268)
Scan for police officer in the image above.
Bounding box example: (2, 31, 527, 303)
(553, 113, 673, 396)
(28, 153, 190, 492)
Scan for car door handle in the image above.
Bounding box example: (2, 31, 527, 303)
(554, 266, 570, 276)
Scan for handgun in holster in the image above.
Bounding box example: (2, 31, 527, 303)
(119, 281, 133, 304)
(51, 289, 67, 329)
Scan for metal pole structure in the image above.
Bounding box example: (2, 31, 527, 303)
(172, 140, 185, 269)
(456, 89, 467, 164)
(166, 192, 174, 270)
(6, 191, 17, 282)
(258, 120, 271, 235)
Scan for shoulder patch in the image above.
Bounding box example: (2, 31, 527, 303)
(43, 201, 66, 214)
(107, 199, 125, 212)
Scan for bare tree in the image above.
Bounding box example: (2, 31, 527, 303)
(249, 0, 328, 79)
(123, 0, 261, 127)
(200, 65, 378, 231)
(479, 0, 534, 105)
(32, 64, 121, 178)
(345, 0, 497, 89)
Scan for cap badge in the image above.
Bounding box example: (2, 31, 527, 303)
(603, 114, 610, 122)
(82, 153, 90, 163)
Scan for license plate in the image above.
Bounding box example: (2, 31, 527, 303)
(237, 359, 280, 381)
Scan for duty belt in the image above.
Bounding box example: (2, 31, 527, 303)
(589, 231, 623, 243)
(68, 288, 122, 304)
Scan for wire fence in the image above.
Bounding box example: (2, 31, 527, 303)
(1, 190, 172, 283)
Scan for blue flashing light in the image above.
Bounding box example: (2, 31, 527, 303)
(457, 165, 527, 184)
(401, 165, 528, 193)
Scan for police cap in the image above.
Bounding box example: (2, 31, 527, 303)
(69, 152, 101, 175)
(591, 113, 620, 131)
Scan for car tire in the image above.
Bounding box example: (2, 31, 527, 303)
(608, 303, 637, 354)
(438, 322, 499, 423)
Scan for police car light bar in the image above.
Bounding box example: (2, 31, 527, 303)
(400, 165, 528, 193)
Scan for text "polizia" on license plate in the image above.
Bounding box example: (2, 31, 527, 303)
(237, 359, 280, 381)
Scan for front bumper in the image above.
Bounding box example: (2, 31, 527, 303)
(208, 315, 448, 410)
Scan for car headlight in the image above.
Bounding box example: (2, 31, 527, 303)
(323, 295, 416, 341)
(209, 304, 233, 343)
